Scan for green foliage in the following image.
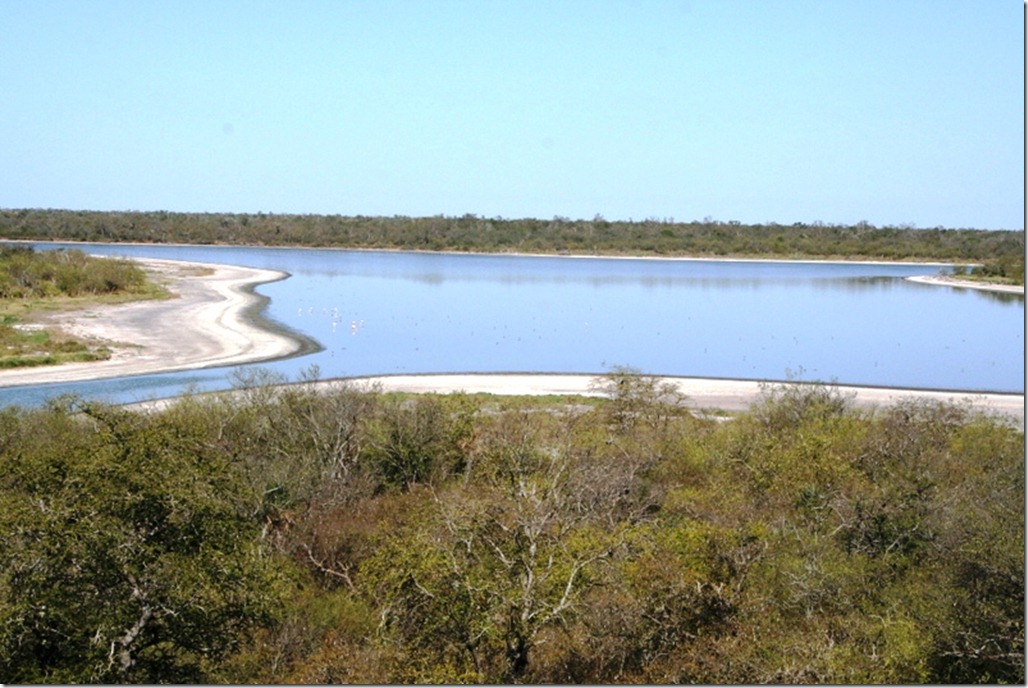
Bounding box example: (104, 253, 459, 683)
(0, 324, 111, 368)
(0, 374, 1022, 683)
(363, 393, 477, 491)
(971, 254, 1026, 284)
(1, 210, 1023, 277)
(0, 246, 162, 368)
(590, 364, 688, 433)
(0, 401, 286, 684)
(360, 419, 623, 682)
(0, 245, 149, 299)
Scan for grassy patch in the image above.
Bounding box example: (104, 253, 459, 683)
(0, 247, 167, 369)
(0, 323, 112, 368)
(958, 272, 1024, 287)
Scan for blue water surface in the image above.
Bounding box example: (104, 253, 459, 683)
(1, 243, 1022, 407)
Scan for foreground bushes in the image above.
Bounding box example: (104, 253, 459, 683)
(0, 372, 1023, 683)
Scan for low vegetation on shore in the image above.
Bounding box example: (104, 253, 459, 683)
(0, 246, 165, 368)
(1, 208, 1023, 284)
(953, 258, 1026, 287)
(1, 369, 1022, 684)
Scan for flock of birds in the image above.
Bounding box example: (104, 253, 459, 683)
(297, 305, 364, 335)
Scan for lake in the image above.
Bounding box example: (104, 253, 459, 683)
(1, 243, 1023, 407)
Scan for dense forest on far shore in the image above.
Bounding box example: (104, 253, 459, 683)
(1, 209, 1023, 283)
(0, 370, 1022, 684)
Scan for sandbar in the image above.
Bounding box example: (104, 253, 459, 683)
(344, 373, 1025, 428)
(124, 373, 1022, 430)
(906, 274, 1025, 294)
(0, 258, 307, 388)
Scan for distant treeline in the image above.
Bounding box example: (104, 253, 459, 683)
(1, 209, 1024, 269)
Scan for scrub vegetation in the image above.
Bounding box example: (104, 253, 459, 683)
(1, 368, 1022, 684)
(1, 208, 1023, 284)
(0, 246, 165, 368)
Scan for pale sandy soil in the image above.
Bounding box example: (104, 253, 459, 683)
(124, 373, 1023, 429)
(906, 274, 1025, 294)
(0, 258, 305, 387)
(344, 373, 1024, 427)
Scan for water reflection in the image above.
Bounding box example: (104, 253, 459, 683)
(928, 284, 1023, 306)
(0, 243, 1021, 408)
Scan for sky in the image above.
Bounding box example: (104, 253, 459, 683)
(1, 0, 1023, 229)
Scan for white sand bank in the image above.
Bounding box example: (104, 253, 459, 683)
(906, 274, 1025, 294)
(0, 258, 304, 387)
(346, 373, 1025, 427)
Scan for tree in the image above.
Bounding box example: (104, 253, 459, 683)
(363, 393, 477, 491)
(0, 401, 284, 684)
(589, 365, 687, 434)
(360, 406, 637, 682)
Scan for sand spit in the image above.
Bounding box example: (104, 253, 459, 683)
(0, 258, 305, 388)
(906, 274, 1025, 294)
(126, 373, 1023, 430)
(348, 373, 1023, 426)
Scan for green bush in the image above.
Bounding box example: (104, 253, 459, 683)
(0, 246, 148, 299)
(0, 373, 1022, 684)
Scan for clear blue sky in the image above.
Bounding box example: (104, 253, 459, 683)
(2, 0, 1023, 229)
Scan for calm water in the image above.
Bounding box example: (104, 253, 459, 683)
(1, 243, 1023, 407)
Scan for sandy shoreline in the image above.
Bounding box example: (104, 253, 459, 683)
(123, 372, 1024, 429)
(0, 252, 1021, 428)
(343, 373, 1024, 426)
(905, 274, 1025, 294)
(0, 257, 308, 388)
(13, 238, 961, 267)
